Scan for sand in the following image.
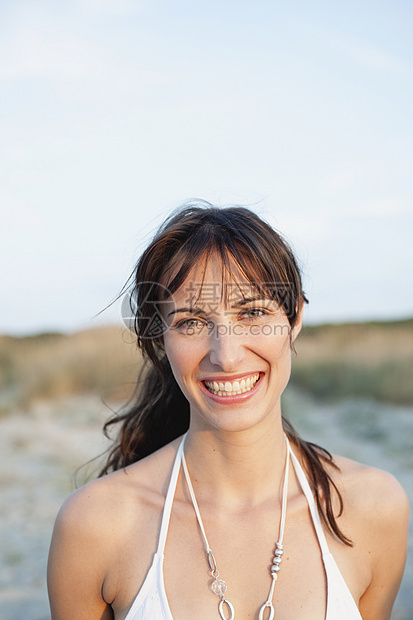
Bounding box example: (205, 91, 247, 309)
(0, 390, 411, 620)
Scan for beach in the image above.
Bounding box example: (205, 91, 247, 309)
(0, 389, 411, 620)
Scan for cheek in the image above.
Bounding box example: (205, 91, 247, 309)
(253, 329, 291, 359)
(163, 335, 202, 383)
(275, 342, 293, 387)
(259, 335, 292, 386)
(164, 340, 183, 376)
(164, 350, 187, 395)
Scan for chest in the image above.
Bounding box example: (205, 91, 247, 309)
(111, 493, 363, 620)
(164, 502, 328, 620)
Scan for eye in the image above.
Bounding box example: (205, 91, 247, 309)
(241, 308, 269, 320)
(175, 317, 210, 334)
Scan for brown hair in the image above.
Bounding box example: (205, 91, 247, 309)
(101, 200, 351, 545)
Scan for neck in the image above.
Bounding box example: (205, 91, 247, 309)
(182, 421, 288, 510)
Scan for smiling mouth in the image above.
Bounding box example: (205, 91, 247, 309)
(203, 373, 261, 396)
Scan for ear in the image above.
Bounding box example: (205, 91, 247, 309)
(291, 301, 304, 344)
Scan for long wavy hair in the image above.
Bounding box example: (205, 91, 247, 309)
(101, 200, 351, 546)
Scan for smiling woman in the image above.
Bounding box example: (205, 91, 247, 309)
(47, 201, 409, 620)
(161, 257, 296, 436)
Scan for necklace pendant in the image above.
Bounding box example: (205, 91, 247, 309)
(211, 577, 227, 597)
(259, 601, 275, 620)
(181, 435, 290, 620)
(218, 597, 235, 620)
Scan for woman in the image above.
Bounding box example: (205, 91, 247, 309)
(48, 202, 409, 620)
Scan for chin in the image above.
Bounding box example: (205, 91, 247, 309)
(190, 405, 280, 435)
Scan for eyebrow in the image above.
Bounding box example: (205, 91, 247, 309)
(167, 307, 204, 317)
(235, 296, 269, 307)
(167, 297, 271, 317)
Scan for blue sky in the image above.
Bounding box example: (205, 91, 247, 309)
(1, 0, 412, 334)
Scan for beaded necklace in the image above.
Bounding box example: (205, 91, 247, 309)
(181, 436, 291, 620)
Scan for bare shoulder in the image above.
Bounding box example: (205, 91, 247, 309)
(48, 438, 181, 618)
(330, 453, 409, 525)
(326, 453, 409, 619)
(54, 436, 181, 542)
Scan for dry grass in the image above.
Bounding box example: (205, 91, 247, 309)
(292, 319, 413, 403)
(1, 318, 412, 412)
(0, 325, 143, 413)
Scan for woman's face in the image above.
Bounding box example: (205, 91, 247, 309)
(161, 255, 302, 434)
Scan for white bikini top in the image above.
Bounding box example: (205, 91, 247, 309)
(124, 436, 363, 620)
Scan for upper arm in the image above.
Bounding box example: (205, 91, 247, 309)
(47, 487, 114, 620)
(357, 470, 409, 620)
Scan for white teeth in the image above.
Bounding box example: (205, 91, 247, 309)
(204, 374, 260, 396)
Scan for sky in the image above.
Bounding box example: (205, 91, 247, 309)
(0, 0, 412, 335)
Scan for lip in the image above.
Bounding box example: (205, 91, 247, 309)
(201, 371, 262, 383)
(200, 372, 264, 404)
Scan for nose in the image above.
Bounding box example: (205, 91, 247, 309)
(208, 322, 244, 371)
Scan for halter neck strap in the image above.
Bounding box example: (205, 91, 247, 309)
(288, 447, 330, 556)
(181, 434, 291, 553)
(156, 434, 187, 555)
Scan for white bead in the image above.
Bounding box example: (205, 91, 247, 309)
(212, 579, 227, 596)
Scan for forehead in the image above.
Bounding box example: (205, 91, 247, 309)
(169, 255, 263, 305)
